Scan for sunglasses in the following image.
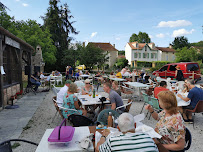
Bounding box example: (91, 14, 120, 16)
(86, 83, 90, 84)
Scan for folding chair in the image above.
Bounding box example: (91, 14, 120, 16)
(0, 139, 38, 152)
(140, 92, 151, 114)
(24, 79, 36, 95)
(186, 100, 203, 128)
(185, 128, 192, 151)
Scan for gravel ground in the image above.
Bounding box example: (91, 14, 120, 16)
(13, 89, 203, 152)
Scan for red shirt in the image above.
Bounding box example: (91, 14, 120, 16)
(154, 87, 169, 99)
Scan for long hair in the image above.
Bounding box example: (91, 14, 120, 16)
(157, 91, 178, 115)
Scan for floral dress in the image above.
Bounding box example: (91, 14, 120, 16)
(155, 110, 185, 144)
(62, 93, 82, 118)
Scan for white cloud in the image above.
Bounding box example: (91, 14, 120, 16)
(22, 3, 29, 7)
(149, 34, 153, 38)
(156, 33, 165, 38)
(91, 32, 97, 38)
(172, 28, 195, 37)
(157, 20, 192, 28)
(15, 0, 20, 1)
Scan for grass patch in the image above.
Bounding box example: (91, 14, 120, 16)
(12, 142, 20, 149)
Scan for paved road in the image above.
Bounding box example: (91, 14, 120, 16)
(0, 91, 47, 143)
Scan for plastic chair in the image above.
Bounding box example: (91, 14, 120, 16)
(0, 139, 38, 152)
(97, 109, 120, 125)
(68, 114, 94, 127)
(186, 100, 203, 128)
(140, 92, 151, 114)
(56, 75, 63, 85)
(150, 97, 162, 112)
(116, 99, 133, 112)
(50, 76, 56, 86)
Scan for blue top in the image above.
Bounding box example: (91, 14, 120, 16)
(69, 67, 73, 74)
(62, 93, 82, 118)
(187, 87, 203, 108)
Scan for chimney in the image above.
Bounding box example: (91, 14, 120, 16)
(113, 44, 115, 48)
(169, 44, 173, 49)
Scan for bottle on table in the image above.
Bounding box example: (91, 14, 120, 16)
(93, 88, 95, 98)
(107, 112, 113, 127)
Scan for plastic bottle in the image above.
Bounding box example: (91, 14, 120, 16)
(107, 112, 113, 127)
(93, 88, 95, 98)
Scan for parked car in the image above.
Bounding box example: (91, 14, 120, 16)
(152, 62, 201, 81)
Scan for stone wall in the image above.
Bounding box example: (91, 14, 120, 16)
(3, 84, 21, 106)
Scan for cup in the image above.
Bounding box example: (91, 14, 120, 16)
(89, 93, 92, 97)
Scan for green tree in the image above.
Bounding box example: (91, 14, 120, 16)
(42, 0, 78, 71)
(79, 44, 108, 70)
(114, 58, 129, 68)
(175, 47, 198, 62)
(0, 7, 14, 29)
(118, 51, 125, 55)
(171, 36, 190, 49)
(191, 41, 203, 47)
(129, 31, 151, 43)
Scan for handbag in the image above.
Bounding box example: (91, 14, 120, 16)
(48, 118, 75, 143)
(79, 133, 94, 150)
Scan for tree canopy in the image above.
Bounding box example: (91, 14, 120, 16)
(129, 31, 151, 43)
(175, 47, 198, 62)
(171, 36, 190, 49)
(42, 0, 78, 71)
(114, 58, 128, 69)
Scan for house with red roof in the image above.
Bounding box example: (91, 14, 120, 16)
(88, 42, 118, 67)
(125, 42, 176, 66)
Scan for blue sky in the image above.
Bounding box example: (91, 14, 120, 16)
(1, 0, 203, 50)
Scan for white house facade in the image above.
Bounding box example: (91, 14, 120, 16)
(125, 42, 175, 66)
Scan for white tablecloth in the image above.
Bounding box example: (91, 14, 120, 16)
(35, 127, 94, 152)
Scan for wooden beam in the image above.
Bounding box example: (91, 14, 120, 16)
(0, 34, 4, 108)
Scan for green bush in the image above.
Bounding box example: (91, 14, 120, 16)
(137, 61, 152, 67)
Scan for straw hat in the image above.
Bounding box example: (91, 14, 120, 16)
(84, 79, 91, 83)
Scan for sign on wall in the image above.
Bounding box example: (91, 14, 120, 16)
(5, 36, 20, 49)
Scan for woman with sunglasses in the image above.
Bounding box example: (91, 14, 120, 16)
(82, 79, 94, 95)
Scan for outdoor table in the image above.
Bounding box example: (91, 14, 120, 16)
(109, 77, 127, 85)
(79, 74, 89, 80)
(35, 126, 94, 152)
(124, 82, 151, 100)
(89, 126, 169, 152)
(76, 94, 110, 106)
(36, 126, 169, 152)
(176, 91, 190, 107)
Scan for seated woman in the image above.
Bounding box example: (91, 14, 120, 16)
(112, 81, 121, 96)
(145, 91, 185, 152)
(82, 79, 94, 95)
(62, 83, 87, 117)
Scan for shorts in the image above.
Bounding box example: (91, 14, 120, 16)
(182, 105, 194, 110)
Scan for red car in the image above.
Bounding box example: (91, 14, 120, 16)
(153, 62, 201, 81)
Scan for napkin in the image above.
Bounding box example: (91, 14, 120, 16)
(136, 125, 162, 139)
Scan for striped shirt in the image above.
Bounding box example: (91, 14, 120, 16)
(99, 132, 158, 152)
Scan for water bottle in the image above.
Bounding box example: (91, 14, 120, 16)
(107, 112, 113, 127)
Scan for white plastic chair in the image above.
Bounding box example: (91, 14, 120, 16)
(116, 100, 133, 112)
(50, 76, 55, 86)
(56, 75, 63, 85)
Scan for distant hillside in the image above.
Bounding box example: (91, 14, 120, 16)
(191, 41, 203, 47)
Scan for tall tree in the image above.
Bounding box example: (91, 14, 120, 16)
(42, 0, 78, 71)
(171, 36, 190, 49)
(129, 31, 151, 43)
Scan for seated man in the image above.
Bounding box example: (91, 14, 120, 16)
(96, 113, 158, 152)
(154, 81, 169, 99)
(103, 82, 124, 112)
(57, 80, 72, 106)
(115, 70, 122, 78)
(55, 70, 61, 76)
(30, 71, 41, 91)
(178, 79, 203, 123)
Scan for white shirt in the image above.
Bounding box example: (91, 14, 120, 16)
(57, 85, 68, 106)
(123, 72, 131, 77)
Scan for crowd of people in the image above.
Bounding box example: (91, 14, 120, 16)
(30, 65, 203, 152)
